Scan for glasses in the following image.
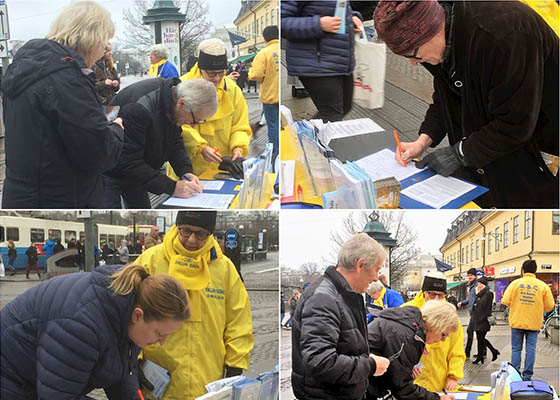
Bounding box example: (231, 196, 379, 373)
(403, 47, 422, 60)
(189, 108, 206, 126)
(425, 291, 446, 300)
(177, 226, 210, 241)
(387, 343, 405, 361)
(441, 332, 450, 340)
(205, 70, 226, 79)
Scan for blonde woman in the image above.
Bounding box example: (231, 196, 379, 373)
(1, 1, 124, 208)
(367, 301, 458, 400)
(0, 264, 189, 399)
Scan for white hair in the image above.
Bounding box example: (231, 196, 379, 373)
(367, 280, 385, 296)
(151, 44, 168, 59)
(175, 78, 218, 116)
(197, 38, 226, 56)
(338, 233, 386, 271)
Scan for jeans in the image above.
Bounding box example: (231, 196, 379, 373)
(299, 74, 354, 123)
(262, 103, 279, 164)
(102, 175, 123, 208)
(511, 328, 539, 379)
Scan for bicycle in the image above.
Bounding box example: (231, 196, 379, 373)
(541, 301, 559, 338)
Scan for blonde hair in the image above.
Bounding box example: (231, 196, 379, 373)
(338, 233, 386, 271)
(421, 300, 458, 335)
(198, 38, 226, 56)
(108, 264, 190, 322)
(367, 280, 384, 296)
(46, 1, 115, 60)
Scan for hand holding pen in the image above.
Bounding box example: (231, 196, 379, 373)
(202, 145, 223, 163)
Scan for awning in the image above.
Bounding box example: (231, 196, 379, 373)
(229, 53, 256, 64)
(447, 281, 467, 290)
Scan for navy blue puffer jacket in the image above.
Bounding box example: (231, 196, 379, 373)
(0, 265, 142, 400)
(282, 0, 359, 77)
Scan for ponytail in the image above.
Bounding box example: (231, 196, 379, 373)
(109, 264, 148, 296)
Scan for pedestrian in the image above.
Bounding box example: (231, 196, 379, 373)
(457, 268, 478, 358)
(41, 238, 55, 259)
(92, 42, 120, 105)
(403, 272, 465, 392)
(501, 259, 555, 380)
(76, 238, 85, 271)
(280, 292, 286, 326)
(285, 289, 300, 328)
(374, 0, 559, 208)
(118, 239, 129, 265)
(25, 243, 40, 279)
(144, 226, 160, 249)
(166, 39, 251, 180)
(291, 233, 390, 400)
(248, 25, 280, 163)
(1, 264, 189, 399)
(6, 240, 17, 275)
(367, 301, 458, 400)
(471, 276, 500, 364)
(104, 78, 214, 208)
(67, 238, 77, 249)
(134, 211, 253, 399)
(447, 293, 457, 308)
(351, 1, 378, 40)
(366, 280, 403, 322)
(148, 44, 179, 78)
(53, 239, 65, 254)
(282, 1, 363, 122)
(0, 1, 123, 208)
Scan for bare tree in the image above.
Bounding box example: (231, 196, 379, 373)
(324, 211, 420, 286)
(300, 261, 321, 275)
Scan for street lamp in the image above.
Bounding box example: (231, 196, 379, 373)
(363, 212, 397, 285)
(239, 224, 244, 252)
(262, 229, 267, 250)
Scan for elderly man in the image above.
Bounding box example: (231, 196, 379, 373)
(104, 78, 217, 208)
(143, 226, 160, 249)
(374, 0, 559, 208)
(148, 44, 179, 78)
(134, 211, 253, 399)
(167, 38, 252, 179)
(403, 272, 465, 392)
(366, 280, 403, 322)
(292, 233, 390, 399)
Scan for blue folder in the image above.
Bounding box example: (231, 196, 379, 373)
(201, 179, 243, 195)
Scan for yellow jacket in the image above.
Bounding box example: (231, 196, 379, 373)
(501, 273, 555, 331)
(135, 242, 254, 399)
(248, 39, 279, 104)
(167, 63, 252, 177)
(403, 292, 465, 392)
(520, 0, 559, 36)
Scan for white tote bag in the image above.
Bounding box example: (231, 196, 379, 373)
(353, 32, 386, 109)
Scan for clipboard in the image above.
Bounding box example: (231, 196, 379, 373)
(201, 179, 242, 195)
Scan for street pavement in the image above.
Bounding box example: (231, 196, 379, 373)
(280, 308, 559, 399)
(0, 251, 279, 399)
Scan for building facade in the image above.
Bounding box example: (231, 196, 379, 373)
(440, 211, 559, 302)
(234, 0, 279, 55)
(404, 254, 441, 291)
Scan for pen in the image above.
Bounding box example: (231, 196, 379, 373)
(297, 184, 303, 202)
(182, 174, 191, 182)
(442, 388, 448, 395)
(393, 129, 407, 167)
(138, 389, 146, 400)
(213, 147, 220, 155)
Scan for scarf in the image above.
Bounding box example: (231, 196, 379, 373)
(163, 225, 218, 321)
(149, 58, 167, 77)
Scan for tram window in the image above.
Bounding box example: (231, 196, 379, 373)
(31, 228, 45, 243)
(0, 227, 4, 242)
(116, 235, 124, 245)
(109, 235, 116, 247)
(100, 234, 108, 244)
(6, 227, 19, 242)
(65, 231, 76, 243)
(79, 232, 85, 241)
(48, 229, 61, 241)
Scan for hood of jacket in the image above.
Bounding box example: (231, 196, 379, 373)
(2, 39, 90, 98)
(376, 305, 426, 338)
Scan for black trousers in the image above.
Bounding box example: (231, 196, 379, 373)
(299, 74, 354, 122)
(476, 330, 497, 358)
(465, 317, 475, 355)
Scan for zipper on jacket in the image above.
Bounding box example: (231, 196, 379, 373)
(315, 40, 321, 62)
(128, 347, 133, 376)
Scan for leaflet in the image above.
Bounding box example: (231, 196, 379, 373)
(202, 180, 225, 191)
(401, 175, 476, 209)
(162, 193, 235, 209)
(355, 148, 424, 182)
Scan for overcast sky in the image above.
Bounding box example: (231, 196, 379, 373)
(7, 0, 241, 44)
(280, 210, 464, 270)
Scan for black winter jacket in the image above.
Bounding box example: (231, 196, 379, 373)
(420, 1, 558, 208)
(1, 39, 123, 208)
(25, 245, 37, 263)
(367, 307, 439, 400)
(292, 266, 375, 400)
(0, 265, 142, 399)
(472, 286, 494, 332)
(107, 78, 193, 196)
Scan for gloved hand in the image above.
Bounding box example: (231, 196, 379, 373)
(219, 156, 245, 180)
(138, 363, 154, 392)
(415, 141, 468, 177)
(225, 366, 243, 378)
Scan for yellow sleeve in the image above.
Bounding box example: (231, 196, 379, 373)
(167, 124, 208, 180)
(223, 259, 254, 370)
(134, 251, 155, 275)
(228, 86, 252, 156)
(501, 284, 513, 307)
(543, 284, 555, 312)
(248, 51, 266, 82)
(446, 323, 466, 380)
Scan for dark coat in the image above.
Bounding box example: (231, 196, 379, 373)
(420, 1, 559, 208)
(472, 286, 494, 332)
(92, 59, 120, 105)
(350, 1, 377, 21)
(367, 307, 439, 400)
(291, 266, 375, 400)
(0, 39, 123, 208)
(8, 247, 17, 263)
(25, 245, 37, 263)
(107, 78, 193, 196)
(282, 1, 359, 77)
(0, 265, 141, 400)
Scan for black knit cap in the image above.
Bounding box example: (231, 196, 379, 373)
(176, 211, 217, 233)
(478, 276, 488, 286)
(198, 51, 228, 71)
(422, 275, 447, 294)
(467, 268, 477, 276)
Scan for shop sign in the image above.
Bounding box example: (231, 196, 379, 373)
(541, 264, 552, 270)
(485, 267, 495, 276)
(499, 266, 516, 275)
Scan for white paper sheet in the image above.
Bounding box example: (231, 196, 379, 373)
(319, 118, 384, 145)
(436, 393, 470, 399)
(202, 180, 225, 191)
(401, 174, 476, 208)
(355, 148, 425, 182)
(280, 160, 295, 197)
(162, 193, 235, 209)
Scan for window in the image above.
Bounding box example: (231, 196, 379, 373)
(461, 248, 465, 263)
(476, 240, 480, 259)
(266, 11, 269, 26)
(0, 226, 3, 242)
(488, 234, 492, 254)
(100, 234, 108, 244)
(108, 235, 116, 247)
(513, 216, 519, 243)
(80, 231, 85, 241)
(116, 235, 124, 245)
(31, 228, 45, 243)
(457, 250, 460, 264)
(252, 22, 255, 37)
(504, 222, 509, 248)
(525, 211, 531, 238)
(48, 229, 61, 241)
(261, 16, 264, 33)
(553, 211, 559, 235)
(495, 227, 500, 252)
(466, 247, 469, 263)
(470, 243, 474, 262)
(7, 227, 19, 241)
(64, 230, 76, 243)
(255, 20, 258, 35)
(271, 9, 275, 25)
